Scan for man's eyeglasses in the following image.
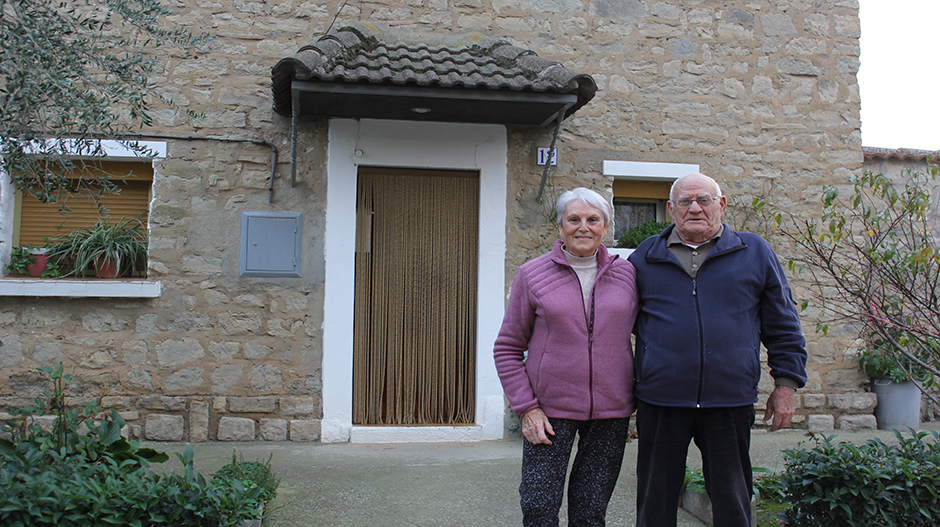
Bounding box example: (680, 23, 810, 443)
(670, 196, 718, 209)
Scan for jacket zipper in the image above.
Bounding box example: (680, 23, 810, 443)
(587, 290, 596, 418)
(646, 231, 748, 408)
(692, 279, 706, 408)
(584, 253, 619, 418)
(572, 254, 611, 420)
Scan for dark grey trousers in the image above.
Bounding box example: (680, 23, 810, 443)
(635, 401, 756, 527)
(520, 417, 631, 527)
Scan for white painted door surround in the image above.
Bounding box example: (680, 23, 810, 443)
(322, 119, 507, 443)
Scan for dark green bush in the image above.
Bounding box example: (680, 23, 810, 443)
(752, 468, 786, 502)
(213, 452, 280, 502)
(682, 467, 706, 493)
(780, 430, 940, 526)
(683, 466, 785, 500)
(615, 220, 672, 248)
(0, 364, 263, 527)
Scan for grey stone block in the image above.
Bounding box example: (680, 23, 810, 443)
(138, 396, 187, 411)
(260, 418, 288, 441)
(229, 396, 277, 413)
(807, 414, 834, 432)
(839, 414, 877, 431)
(218, 416, 257, 441)
(828, 393, 877, 413)
(146, 414, 185, 441)
(290, 419, 321, 442)
(279, 396, 315, 416)
(190, 400, 209, 442)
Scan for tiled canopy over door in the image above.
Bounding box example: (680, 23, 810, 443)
(271, 23, 597, 126)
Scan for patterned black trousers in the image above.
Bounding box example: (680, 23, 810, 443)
(520, 417, 631, 527)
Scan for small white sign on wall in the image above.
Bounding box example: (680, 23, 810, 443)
(536, 147, 558, 166)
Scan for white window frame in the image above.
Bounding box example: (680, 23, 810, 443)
(0, 139, 165, 298)
(605, 160, 700, 257)
(605, 159, 700, 218)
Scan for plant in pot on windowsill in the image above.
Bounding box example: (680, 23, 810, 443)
(5, 245, 61, 278)
(858, 329, 936, 431)
(614, 220, 672, 249)
(46, 217, 148, 278)
(5, 246, 35, 276)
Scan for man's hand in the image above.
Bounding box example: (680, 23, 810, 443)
(521, 408, 555, 445)
(764, 385, 797, 432)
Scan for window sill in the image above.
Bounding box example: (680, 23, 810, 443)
(0, 277, 161, 298)
(608, 248, 635, 258)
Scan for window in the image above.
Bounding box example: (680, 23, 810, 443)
(604, 160, 700, 239)
(611, 180, 671, 240)
(14, 160, 153, 249)
(0, 140, 164, 297)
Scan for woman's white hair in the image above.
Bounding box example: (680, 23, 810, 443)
(555, 187, 611, 225)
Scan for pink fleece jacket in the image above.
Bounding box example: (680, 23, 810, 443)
(494, 240, 638, 421)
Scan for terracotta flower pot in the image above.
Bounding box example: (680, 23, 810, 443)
(94, 257, 120, 278)
(27, 253, 51, 277)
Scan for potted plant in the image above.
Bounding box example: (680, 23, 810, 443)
(858, 329, 935, 431)
(46, 217, 148, 278)
(26, 246, 51, 277)
(615, 220, 672, 249)
(5, 246, 35, 276)
(4, 245, 55, 277)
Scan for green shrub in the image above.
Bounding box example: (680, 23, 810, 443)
(5, 246, 36, 275)
(858, 327, 936, 387)
(683, 466, 785, 499)
(752, 468, 786, 502)
(213, 452, 280, 502)
(615, 220, 672, 248)
(682, 467, 706, 493)
(0, 364, 263, 527)
(780, 430, 940, 526)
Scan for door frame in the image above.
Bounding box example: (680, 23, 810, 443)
(322, 118, 507, 443)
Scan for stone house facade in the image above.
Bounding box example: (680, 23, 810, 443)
(0, 0, 884, 443)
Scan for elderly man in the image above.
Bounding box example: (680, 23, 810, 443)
(628, 173, 807, 527)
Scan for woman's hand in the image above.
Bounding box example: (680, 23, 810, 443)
(522, 408, 555, 445)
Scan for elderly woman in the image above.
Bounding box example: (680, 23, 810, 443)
(494, 187, 639, 527)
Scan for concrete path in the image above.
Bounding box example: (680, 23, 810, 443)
(151, 424, 940, 527)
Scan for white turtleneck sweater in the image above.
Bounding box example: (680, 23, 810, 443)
(562, 246, 598, 314)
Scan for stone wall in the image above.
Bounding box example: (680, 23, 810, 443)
(1, 137, 328, 442)
(0, 0, 880, 439)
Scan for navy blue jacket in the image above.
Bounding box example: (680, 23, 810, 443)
(627, 224, 807, 408)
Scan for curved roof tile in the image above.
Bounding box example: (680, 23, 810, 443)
(863, 147, 939, 161)
(272, 23, 596, 123)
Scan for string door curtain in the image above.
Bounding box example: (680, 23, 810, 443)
(353, 167, 479, 425)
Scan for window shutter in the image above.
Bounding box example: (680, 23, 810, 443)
(15, 161, 152, 247)
(612, 179, 671, 199)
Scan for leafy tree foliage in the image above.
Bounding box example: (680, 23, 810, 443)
(0, 0, 202, 203)
(757, 164, 940, 392)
